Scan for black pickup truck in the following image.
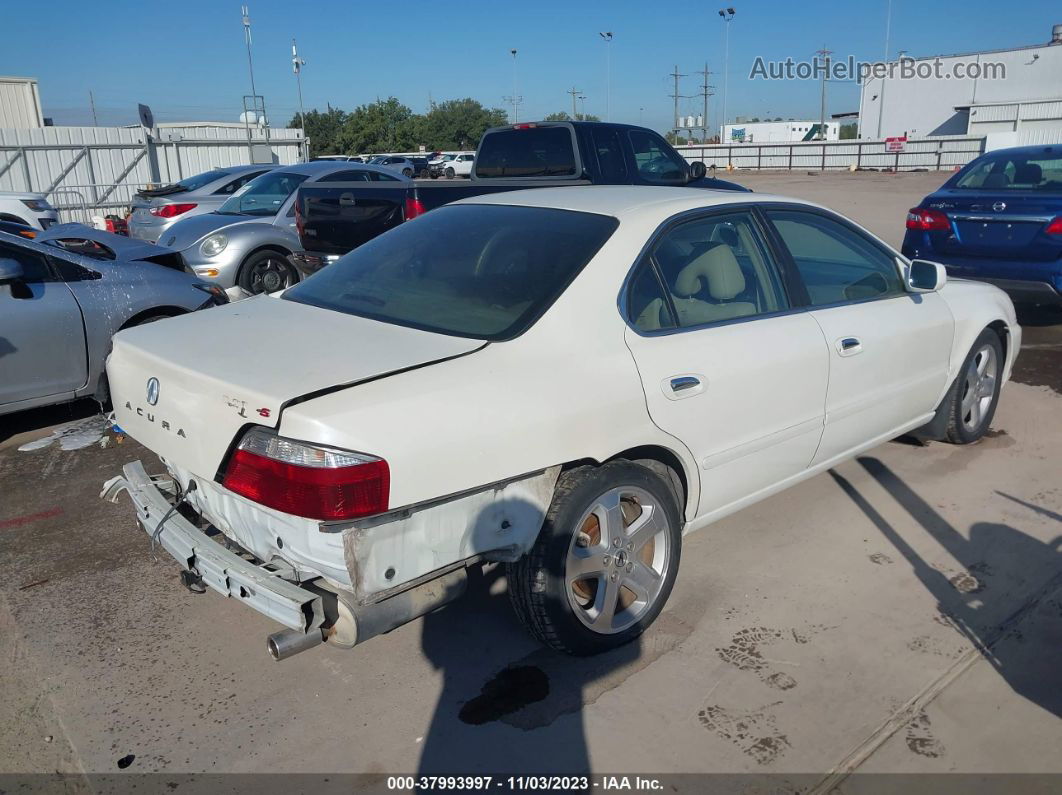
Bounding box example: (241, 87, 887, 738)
(292, 121, 746, 275)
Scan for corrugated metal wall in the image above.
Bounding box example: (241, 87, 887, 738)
(0, 124, 304, 223)
(0, 77, 44, 128)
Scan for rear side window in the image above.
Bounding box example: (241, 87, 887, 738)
(475, 127, 577, 178)
(767, 210, 903, 305)
(628, 264, 676, 332)
(369, 172, 399, 182)
(283, 204, 617, 340)
(176, 169, 229, 191)
(592, 127, 628, 182)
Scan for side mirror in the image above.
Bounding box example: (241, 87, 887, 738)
(906, 259, 947, 293)
(0, 258, 25, 284)
(688, 161, 707, 181)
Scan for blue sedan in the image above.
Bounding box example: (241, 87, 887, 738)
(902, 145, 1062, 306)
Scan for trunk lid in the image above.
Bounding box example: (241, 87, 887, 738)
(925, 189, 1062, 261)
(108, 296, 484, 479)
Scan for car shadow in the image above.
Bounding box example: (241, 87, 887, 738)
(0, 398, 102, 446)
(417, 559, 644, 778)
(829, 456, 1062, 719)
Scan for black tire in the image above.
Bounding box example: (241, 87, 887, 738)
(507, 461, 682, 656)
(941, 328, 1005, 444)
(402, 168, 413, 178)
(237, 250, 298, 295)
(445, 167, 455, 179)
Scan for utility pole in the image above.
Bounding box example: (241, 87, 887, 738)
(291, 39, 307, 159)
(504, 48, 522, 123)
(816, 45, 832, 140)
(567, 86, 583, 119)
(668, 65, 690, 138)
(697, 63, 715, 143)
(88, 90, 98, 126)
(599, 32, 613, 121)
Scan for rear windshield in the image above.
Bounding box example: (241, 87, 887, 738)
(177, 169, 230, 191)
(216, 171, 308, 216)
(283, 204, 618, 340)
(475, 126, 578, 178)
(953, 151, 1062, 192)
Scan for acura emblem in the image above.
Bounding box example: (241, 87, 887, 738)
(146, 377, 160, 406)
(992, 201, 1007, 212)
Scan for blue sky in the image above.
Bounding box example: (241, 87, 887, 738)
(6, 0, 1058, 133)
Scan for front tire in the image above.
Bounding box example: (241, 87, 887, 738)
(445, 167, 455, 179)
(943, 328, 1005, 444)
(237, 250, 298, 295)
(402, 168, 413, 178)
(507, 462, 682, 656)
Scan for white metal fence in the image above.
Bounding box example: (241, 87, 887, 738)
(675, 135, 987, 172)
(0, 125, 307, 225)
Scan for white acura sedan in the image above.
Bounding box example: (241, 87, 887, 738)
(103, 186, 1020, 661)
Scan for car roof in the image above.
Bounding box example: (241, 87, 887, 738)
(269, 160, 390, 176)
(452, 185, 820, 219)
(217, 164, 275, 174)
(972, 145, 1060, 158)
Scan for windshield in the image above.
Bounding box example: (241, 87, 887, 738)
(953, 151, 1062, 192)
(283, 204, 618, 340)
(216, 171, 309, 216)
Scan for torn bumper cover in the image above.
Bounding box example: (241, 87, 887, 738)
(101, 460, 324, 633)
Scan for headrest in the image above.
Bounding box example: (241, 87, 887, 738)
(674, 243, 745, 300)
(1014, 163, 1042, 185)
(983, 172, 1009, 189)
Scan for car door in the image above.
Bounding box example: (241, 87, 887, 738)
(623, 209, 829, 518)
(0, 239, 88, 406)
(764, 206, 954, 466)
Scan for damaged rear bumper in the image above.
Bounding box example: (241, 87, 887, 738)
(101, 460, 325, 633)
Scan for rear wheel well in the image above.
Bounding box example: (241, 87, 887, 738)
(0, 213, 30, 225)
(561, 446, 690, 520)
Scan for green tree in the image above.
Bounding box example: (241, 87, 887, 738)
(418, 98, 509, 151)
(543, 111, 601, 122)
(288, 105, 349, 156)
(336, 97, 418, 154)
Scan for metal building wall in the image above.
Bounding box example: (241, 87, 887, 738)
(0, 77, 44, 128)
(0, 124, 305, 223)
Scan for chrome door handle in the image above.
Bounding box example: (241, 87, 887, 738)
(670, 376, 701, 392)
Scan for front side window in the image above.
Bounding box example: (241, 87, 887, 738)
(369, 171, 399, 182)
(642, 212, 787, 328)
(628, 130, 687, 184)
(283, 204, 617, 340)
(953, 151, 1062, 192)
(767, 209, 903, 306)
(216, 171, 309, 216)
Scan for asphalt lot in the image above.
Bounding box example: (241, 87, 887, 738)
(1, 170, 1060, 785)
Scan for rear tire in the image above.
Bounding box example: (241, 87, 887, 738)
(507, 462, 682, 656)
(942, 328, 1005, 444)
(402, 168, 413, 178)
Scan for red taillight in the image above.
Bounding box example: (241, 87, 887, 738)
(906, 207, 950, 231)
(221, 429, 389, 520)
(404, 195, 426, 220)
(512, 123, 537, 129)
(1046, 217, 1062, 236)
(149, 203, 198, 218)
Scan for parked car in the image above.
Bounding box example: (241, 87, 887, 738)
(408, 156, 431, 178)
(295, 121, 748, 263)
(439, 152, 475, 179)
(427, 152, 462, 178)
(160, 161, 411, 298)
(0, 191, 58, 230)
(902, 145, 1062, 307)
(128, 165, 276, 244)
(103, 186, 1019, 662)
(0, 225, 226, 416)
(368, 156, 417, 178)
(0, 219, 39, 239)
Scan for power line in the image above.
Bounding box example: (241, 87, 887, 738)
(668, 65, 694, 137)
(696, 63, 715, 143)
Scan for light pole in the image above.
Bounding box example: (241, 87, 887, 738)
(718, 8, 735, 140)
(599, 32, 613, 122)
(504, 48, 522, 123)
(292, 38, 307, 159)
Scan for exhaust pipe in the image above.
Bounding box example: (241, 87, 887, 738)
(266, 627, 324, 661)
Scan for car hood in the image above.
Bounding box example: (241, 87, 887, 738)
(108, 295, 486, 478)
(160, 212, 268, 250)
